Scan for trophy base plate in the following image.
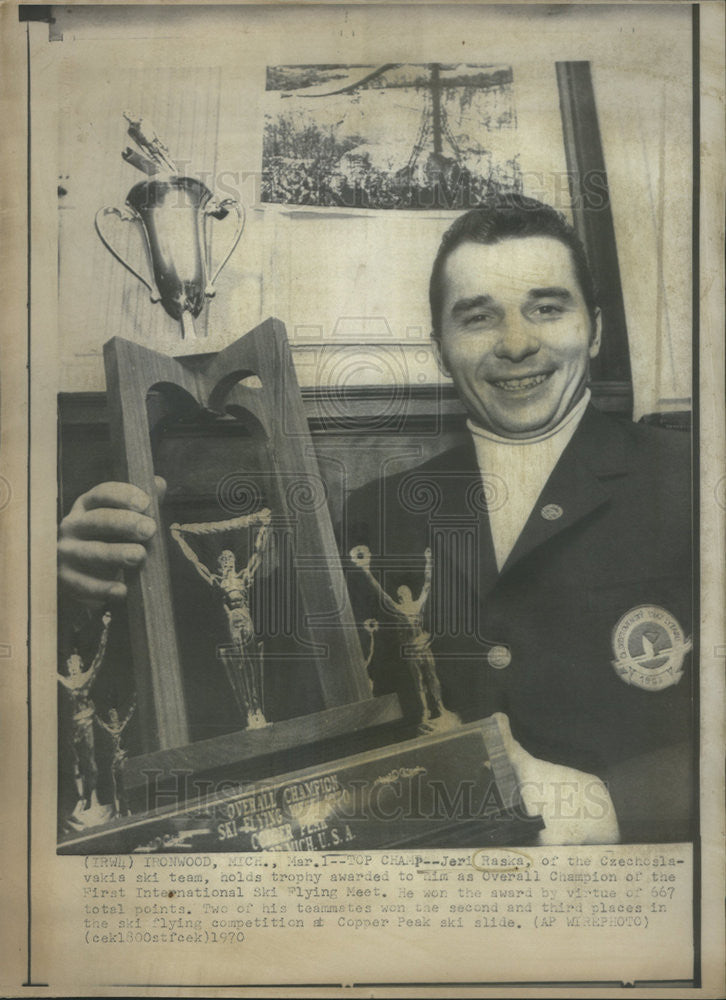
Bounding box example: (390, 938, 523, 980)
(119, 693, 405, 809)
(58, 718, 542, 854)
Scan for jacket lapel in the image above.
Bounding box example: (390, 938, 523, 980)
(500, 404, 629, 577)
(421, 405, 629, 602)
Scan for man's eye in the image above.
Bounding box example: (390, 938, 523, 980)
(464, 312, 493, 326)
(532, 304, 563, 317)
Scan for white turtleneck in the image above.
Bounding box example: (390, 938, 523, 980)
(468, 390, 591, 571)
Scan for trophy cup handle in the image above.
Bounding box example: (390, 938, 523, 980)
(203, 198, 246, 298)
(94, 206, 162, 303)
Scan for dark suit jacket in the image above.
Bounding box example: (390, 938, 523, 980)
(343, 405, 693, 842)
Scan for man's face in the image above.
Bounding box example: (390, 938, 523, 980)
(436, 236, 601, 438)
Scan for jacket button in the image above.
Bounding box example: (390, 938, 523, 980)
(541, 503, 563, 520)
(487, 645, 511, 669)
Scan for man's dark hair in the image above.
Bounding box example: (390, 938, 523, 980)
(429, 193, 598, 336)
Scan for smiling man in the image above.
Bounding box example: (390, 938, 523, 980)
(434, 235, 600, 439)
(345, 195, 693, 843)
(58, 195, 693, 845)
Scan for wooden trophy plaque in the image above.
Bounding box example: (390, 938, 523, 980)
(58, 319, 540, 853)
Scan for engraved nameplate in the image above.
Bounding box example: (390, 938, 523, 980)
(58, 719, 542, 853)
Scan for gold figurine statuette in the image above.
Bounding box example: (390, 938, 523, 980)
(170, 509, 272, 729)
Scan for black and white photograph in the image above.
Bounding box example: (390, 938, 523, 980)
(1, 1, 724, 995)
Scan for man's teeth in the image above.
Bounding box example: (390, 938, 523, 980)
(492, 373, 550, 391)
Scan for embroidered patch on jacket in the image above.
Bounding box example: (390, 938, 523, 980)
(611, 605, 691, 691)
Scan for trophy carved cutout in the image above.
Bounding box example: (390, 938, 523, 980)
(102, 320, 388, 758)
(95, 112, 245, 340)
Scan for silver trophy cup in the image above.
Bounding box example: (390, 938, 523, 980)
(96, 173, 244, 339)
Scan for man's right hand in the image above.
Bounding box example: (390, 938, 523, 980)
(493, 713, 620, 846)
(58, 477, 166, 606)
